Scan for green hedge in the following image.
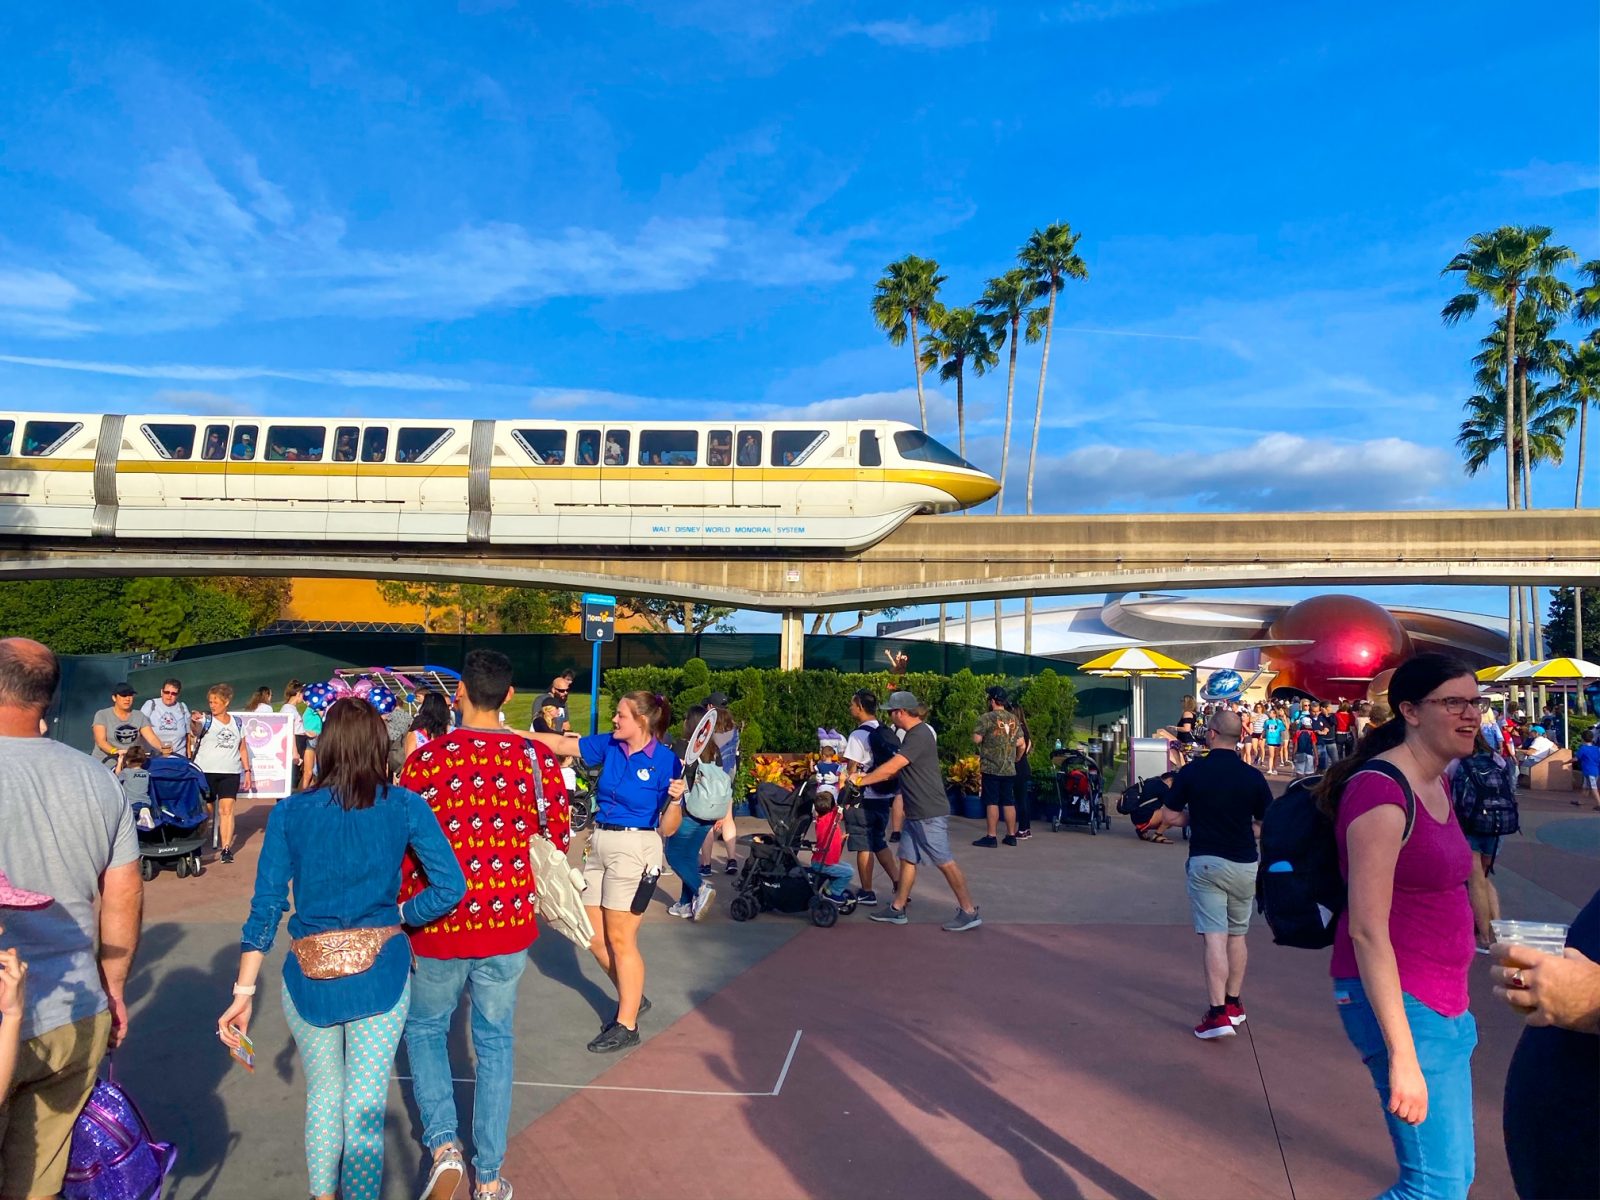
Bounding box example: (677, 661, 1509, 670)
(604, 659, 1075, 776)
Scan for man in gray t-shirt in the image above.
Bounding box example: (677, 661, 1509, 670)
(91, 683, 164, 765)
(852, 690, 981, 932)
(0, 639, 143, 1198)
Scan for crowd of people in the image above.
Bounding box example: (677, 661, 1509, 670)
(1, 637, 1597, 1200)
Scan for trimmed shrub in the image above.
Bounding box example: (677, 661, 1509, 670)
(605, 658, 1074, 767)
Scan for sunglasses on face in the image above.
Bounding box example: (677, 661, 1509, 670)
(553, 688, 569, 696)
(162, 690, 179, 697)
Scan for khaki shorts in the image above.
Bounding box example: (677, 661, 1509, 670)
(0, 1009, 113, 1198)
(582, 827, 663, 912)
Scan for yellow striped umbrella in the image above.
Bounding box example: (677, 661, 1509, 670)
(1080, 648, 1193, 737)
(1499, 658, 1600, 744)
(1475, 663, 1519, 683)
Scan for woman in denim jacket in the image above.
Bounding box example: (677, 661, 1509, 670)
(218, 698, 465, 1200)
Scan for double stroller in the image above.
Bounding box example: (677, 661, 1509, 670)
(728, 778, 858, 928)
(134, 756, 210, 880)
(1050, 747, 1110, 834)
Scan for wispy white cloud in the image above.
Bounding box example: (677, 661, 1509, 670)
(1497, 159, 1600, 198)
(0, 354, 478, 392)
(1033, 434, 1453, 511)
(0, 148, 857, 336)
(1042, 0, 1215, 23)
(847, 13, 994, 49)
(1090, 86, 1168, 109)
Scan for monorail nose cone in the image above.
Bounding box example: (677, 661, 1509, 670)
(944, 473, 1001, 507)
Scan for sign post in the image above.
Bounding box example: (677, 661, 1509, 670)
(582, 593, 616, 736)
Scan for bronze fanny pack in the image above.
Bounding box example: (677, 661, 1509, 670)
(290, 925, 403, 980)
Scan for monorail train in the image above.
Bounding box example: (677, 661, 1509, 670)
(0, 412, 999, 549)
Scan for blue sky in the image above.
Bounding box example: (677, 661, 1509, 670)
(1, 0, 1596, 630)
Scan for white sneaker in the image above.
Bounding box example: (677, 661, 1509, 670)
(692, 885, 715, 921)
(667, 900, 692, 918)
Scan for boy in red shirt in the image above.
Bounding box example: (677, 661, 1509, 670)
(398, 650, 570, 1200)
(810, 788, 854, 902)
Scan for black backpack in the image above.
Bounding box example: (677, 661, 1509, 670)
(1452, 752, 1520, 838)
(1256, 760, 1415, 950)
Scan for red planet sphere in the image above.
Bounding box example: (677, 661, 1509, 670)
(1264, 595, 1414, 702)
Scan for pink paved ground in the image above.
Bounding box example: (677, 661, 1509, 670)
(501, 922, 1530, 1200)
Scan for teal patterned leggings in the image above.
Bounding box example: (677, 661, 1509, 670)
(281, 976, 411, 1200)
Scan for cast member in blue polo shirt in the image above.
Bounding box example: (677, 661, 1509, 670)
(532, 690, 684, 1053)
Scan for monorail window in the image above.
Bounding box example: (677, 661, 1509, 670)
(20, 420, 82, 457)
(708, 430, 732, 467)
(640, 430, 697, 467)
(396, 427, 451, 464)
(266, 425, 326, 462)
(893, 429, 977, 470)
(141, 423, 196, 461)
(513, 429, 568, 465)
(769, 429, 825, 466)
(333, 426, 358, 463)
(860, 430, 882, 467)
(361, 428, 389, 462)
(602, 430, 629, 466)
(230, 425, 258, 461)
(201, 425, 228, 461)
(576, 429, 600, 466)
(0, 419, 14, 456)
(735, 431, 762, 467)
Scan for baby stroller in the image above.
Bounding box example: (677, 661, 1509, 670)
(1051, 747, 1109, 834)
(728, 779, 858, 928)
(136, 756, 210, 880)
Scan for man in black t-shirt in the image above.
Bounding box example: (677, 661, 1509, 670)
(854, 691, 980, 932)
(1152, 710, 1272, 1040)
(532, 669, 574, 734)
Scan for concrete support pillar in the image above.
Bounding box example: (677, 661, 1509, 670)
(780, 609, 805, 671)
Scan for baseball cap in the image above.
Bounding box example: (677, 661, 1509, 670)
(1532, 725, 1545, 735)
(1300, 716, 1313, 727)
(885, 690, 921, 712)
(111, 683, 135, 697)
(707, 691, 729, 708)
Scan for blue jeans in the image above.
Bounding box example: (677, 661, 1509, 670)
(664, 812, 718, 903)
(1333, 977, 1478, 1200)
(811, 862, 854, 898)
(404, 952, 529, 1185)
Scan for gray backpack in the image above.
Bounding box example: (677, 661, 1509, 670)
(683, 762, 733, 822)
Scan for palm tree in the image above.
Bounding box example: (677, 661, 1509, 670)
(1442, 225, 1576, 664)
(1572, 260, 1600, 655)
(923, 306, 999, 646)
(922, 306, 999, 459)
(978, 268, 1039, 653)
(872, 256, 946, 432)
(1018, 222, 1089, 654)
(1562, 341, 1600, 654)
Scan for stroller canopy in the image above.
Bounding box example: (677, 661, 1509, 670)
(145, 756, 209, 830)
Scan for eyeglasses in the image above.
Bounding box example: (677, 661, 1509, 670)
(553, 688, 569, 697)
(162, 689, 179, 697)
(1420, 696, 1493, 715)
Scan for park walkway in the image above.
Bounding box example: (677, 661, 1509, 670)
(121, 780, 1594, 1198)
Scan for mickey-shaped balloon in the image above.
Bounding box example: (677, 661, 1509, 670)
(367, 685, 398, 714)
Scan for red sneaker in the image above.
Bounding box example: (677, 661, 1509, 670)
(1225, 1001, 1247, 1027)
(1193, 1011, 1237, 1040)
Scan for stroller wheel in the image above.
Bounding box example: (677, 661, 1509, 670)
(729, 896, 758, 923)
(808, 896, 839, 928)
(139, 857, 157, 882)
(840, 898, 858, 916)
(175, 856, 191, 878)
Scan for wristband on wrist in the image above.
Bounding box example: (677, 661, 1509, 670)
(232, 983, 256, 996)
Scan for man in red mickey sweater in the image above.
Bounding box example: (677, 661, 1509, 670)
(399, 649, 569, 1200)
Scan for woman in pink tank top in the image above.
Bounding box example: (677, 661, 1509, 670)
(1315, 653, 1481, 1200)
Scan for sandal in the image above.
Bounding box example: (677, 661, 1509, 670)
(476, 1182, 514, 1200)
(423, 1146, 465, 1200)
(1139, 830, 1171, 844)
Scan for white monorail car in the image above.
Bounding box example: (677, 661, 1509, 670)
(0, 413, 999, 550)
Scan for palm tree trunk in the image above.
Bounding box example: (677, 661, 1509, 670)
(910, 311, 927, 433)
(1503, 292, 1519, 667)
(1576, 407, 1587, 659)
(994, 316, 1019, 655)
(1024, 287, 1059, 659)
